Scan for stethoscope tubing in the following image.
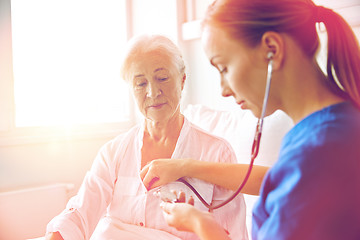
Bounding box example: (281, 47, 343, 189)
(177, 57, 274, 211)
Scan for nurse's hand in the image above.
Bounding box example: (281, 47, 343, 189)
(140, 158, 190, 190)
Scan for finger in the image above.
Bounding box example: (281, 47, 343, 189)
(141, 172, 152, 190)
(161, 203, 174, 227)
(188, 196, 194, 206)
(141, 165, 158, 190)
(139, 164, 149, 181)
(176, 191, 186, 203)
(160, 201, 174, 214)
(171, 189, 177, 196)
(147, 177, 160, 190)
(149, 177, 167, 190)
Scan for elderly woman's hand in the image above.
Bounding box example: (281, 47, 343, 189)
(161, 201, 198, 232)
(161, 199, 230, 240)
(160, 192, 196, 232)
(140, 158, 190, 190)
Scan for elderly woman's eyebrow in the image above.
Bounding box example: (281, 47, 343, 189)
(134, 68, 166, 78)
(154, 68, 166, 73)
(134, 74, 145, 78)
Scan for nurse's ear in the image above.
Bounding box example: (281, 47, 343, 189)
(260, 31, 285, 71)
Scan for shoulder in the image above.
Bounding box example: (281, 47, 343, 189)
(184, 118, 237, 163)
(186, 118, 234, 150)
(281, 102, 360, 158)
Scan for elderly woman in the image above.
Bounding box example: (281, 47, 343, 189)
(45, 34, 248, 240)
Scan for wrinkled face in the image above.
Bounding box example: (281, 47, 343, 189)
(129, 51, 184, 122)
(201, 26, 268, 118)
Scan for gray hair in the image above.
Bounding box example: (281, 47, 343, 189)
(120, 34, 186, 82)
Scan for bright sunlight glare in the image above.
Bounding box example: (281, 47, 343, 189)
(11, 0, 130, 127)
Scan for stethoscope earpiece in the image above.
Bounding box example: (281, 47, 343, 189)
(267, 52, 274, 60)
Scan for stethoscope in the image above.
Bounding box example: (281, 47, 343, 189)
(177, 52, 274, 212)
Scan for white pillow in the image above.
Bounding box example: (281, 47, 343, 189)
(183, 104, 294, 167)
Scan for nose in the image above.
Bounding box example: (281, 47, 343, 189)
(146, 82, 162, 98)
(220, 77, 233, 98)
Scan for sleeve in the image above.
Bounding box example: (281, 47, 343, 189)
(211, 141, 249, 240)
(46, 139, 119, 240)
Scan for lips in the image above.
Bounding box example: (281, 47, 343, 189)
(148, 102, 166, 108)
(237, 100, 246, 109)
(236, 100, 244, 105)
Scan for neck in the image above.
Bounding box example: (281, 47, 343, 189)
(144, 113, 184, 143)
(279, 59, 344, 124)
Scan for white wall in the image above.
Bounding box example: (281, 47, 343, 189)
(131, 0, 179, 40)
(181, 37, 241, 111)
(0, 136, 115, 195)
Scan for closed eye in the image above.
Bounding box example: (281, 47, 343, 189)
(134, 79, 147, 88)
(157, 76, 169, 81)
(137, 82, 147, 87)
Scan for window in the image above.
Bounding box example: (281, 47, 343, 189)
(10, 0, 132, 128)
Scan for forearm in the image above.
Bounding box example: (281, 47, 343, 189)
(184, 159, 269, 195)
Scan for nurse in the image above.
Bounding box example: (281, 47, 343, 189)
(152, 0, 360, 239)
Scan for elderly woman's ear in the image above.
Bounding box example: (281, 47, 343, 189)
(181, 73, 186, 90)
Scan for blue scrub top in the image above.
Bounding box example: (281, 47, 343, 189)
(252, 102, 360, 240)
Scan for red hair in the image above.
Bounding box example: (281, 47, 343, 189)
(203, 0, 360, 108)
